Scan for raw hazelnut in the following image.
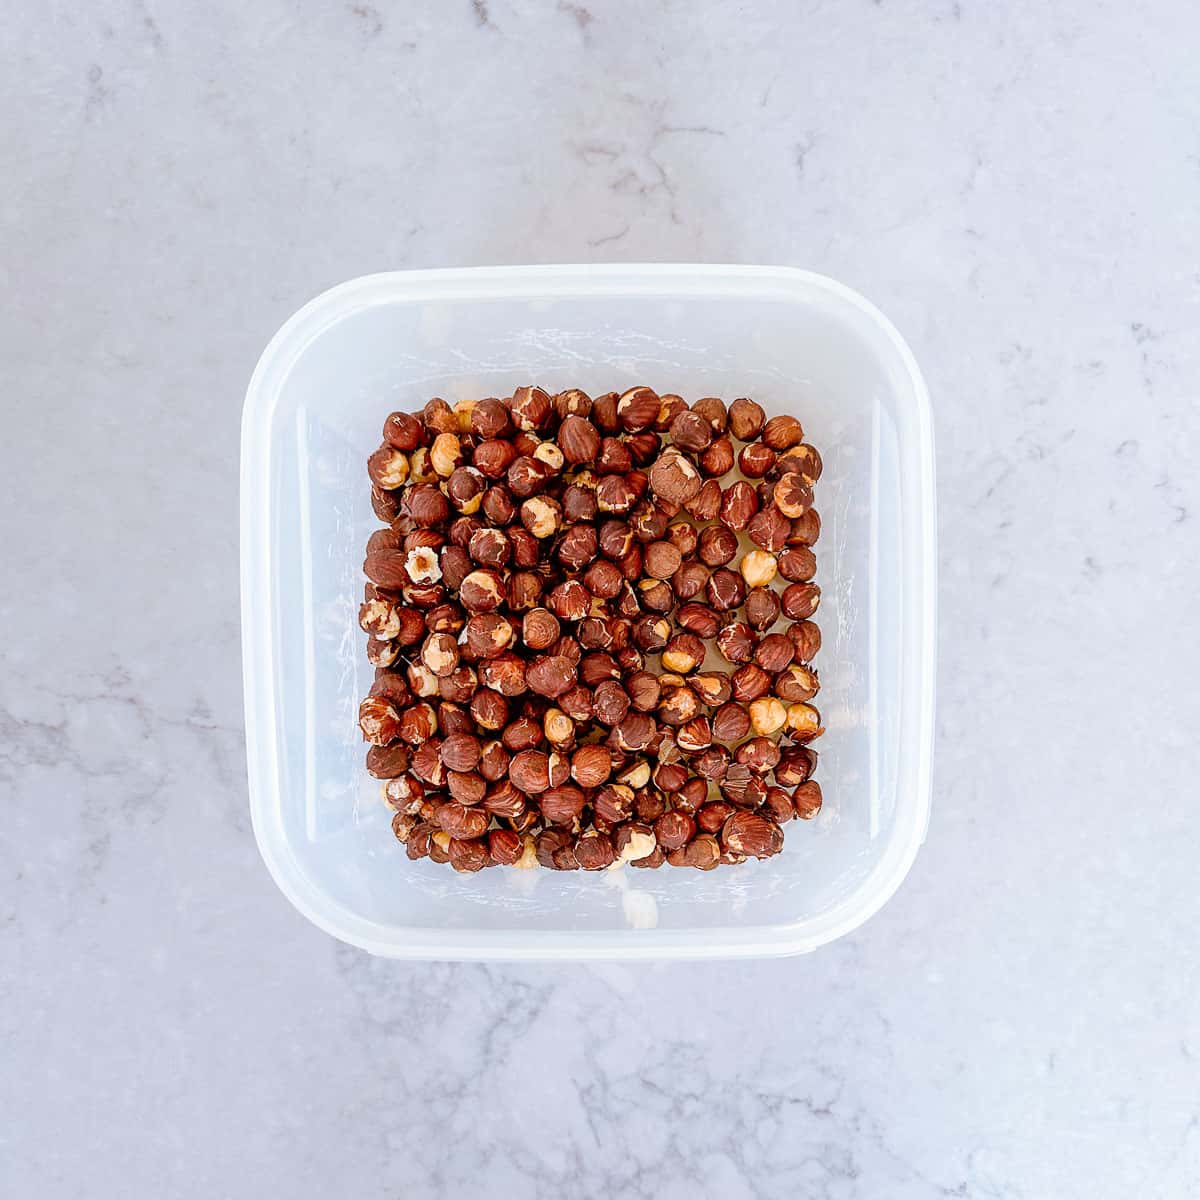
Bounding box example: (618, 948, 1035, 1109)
(762, 414, 804, 451)
(615, 711, 656, 752)
(706, 568, 746, 611)
(470, 687, 510, 731)
(574, 831, 616, 870)
(745, 587, 781, 631)
(773, 473, 813, 519)
(785, 703, 824, 741)
(655, 810, 695, 851)
(747, 505, 790, 553)
(593, 680, 631, 726)
(717, 621, 755, 664)
(677, 716, 713, 753)
(579, 652, 619, 687)
(440, 732, 483, 772)
(728, 398, 765, 440)
(571, 745, 613, 788)
(736, 736, 781, 773)
(509, 749, 551, 793)
(778, 545, 817, 582)
(739, 549, 777, 588)
(533, 441, 565, 473)
(583, 559, 624, 599)
(775, 747, 817, 787)
(521, 496, 562, 539)
(464, 613, 514, 660)
(429, 432, 463, 477)
(384, 774, 424, 813)
(617, 386, 661, 432)
(680, 835, 721, 870)
(720, 481, 759, 531)
(520, 607, 560, 652)
(685, 478, 722, 521)
(789, 509, 822, 546)
(721, 811, 783, 858)
(511, 385, 553, 432)
(479, 653, 528, 696)
(557, 524, 598, 570)
(467, 527, 510, 569)
(526, 655, 577, 699)
(548, 579, 590, 621)
(669, 409, 713, 453)
(596, 437, 633, 475)
(371, 485, 402, 522)
(366, 743, 410, 779)
(435, 801, 490, 841)
(693, 746, 731, 781)
(658, 686, 700, 726)
(411, 741, 446, 785)
(421, 632, 460, 677)
(596, 475, 637, 513)
(383, 410, 423, 450)
(787, 621, 822, 662)
(738, 442, 776, 478)
(508, 455, 552, 498)
(541, 784, 586, 826)
(459, 568, 505, 613)
(792, 780, 823, 819)
(775, 664, 819, 703)
(691, 396, 728, 433)
(643, 540, 683, 580)
(731, 664, 773, 703)
(648, 450, 702, 504)
(486, 828, 522, 865)
(689, 672, 732, 707)
(368, 445, 411, 489)
(698, 525, 738, 567)
(673, 561, 710, 602)
(755, 634, 795, 673)
(366, 636, 401, 668)
(661, 633, 705, 674)
(474, 439, 518, 479)
(698, 436, 735, 476)
(781, 582, 821, 620)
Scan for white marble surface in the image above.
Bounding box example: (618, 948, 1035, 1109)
(3, 1, 1199, 1195)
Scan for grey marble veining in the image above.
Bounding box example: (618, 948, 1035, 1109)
(3, 1, 1199, 1196)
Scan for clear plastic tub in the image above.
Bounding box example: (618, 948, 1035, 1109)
(240, 264, 935, 960)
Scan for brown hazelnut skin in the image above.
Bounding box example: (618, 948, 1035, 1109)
(574, 832, 616, 870)
(669, 409, 713, 453)
(731, 663, 772, 703)
(778, 545, 817, 582)
(792, 780, 823, 819)
(559, 415, 601, 464)
(706, 568, 746, 612)
(711, 701, 752, 743)
(789, 509, 822, 546)
(788, 621, 822, 662)
(685, 478, 723, 522)
(755, 633, 795, 673)
(676, 602, 721, 639)
(571, 744, 613, 788)
(744, 587, 781, 631)
(697, 525, 738, 568)
(698, 436, 735, 477)
(721, 811, 784, 859)
(762, 414, 804, 451)
(720, 481, 759, 531)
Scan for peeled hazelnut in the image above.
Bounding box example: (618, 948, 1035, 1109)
(429, 432, 462, 477)
(677, 716, 713, 753)
(728, 398, 766, 441)
(739, 549, 777, 588)
(366, 636, 401, 668)
(543, 707, 576, 747)
(782, 582, 821, 620)
(747, 696, 787, 737)
(721, 811, 784, 858)
(406, 663, 440, 698)
(613, 822, 657, 864)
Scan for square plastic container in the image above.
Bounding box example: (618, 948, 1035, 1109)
(241, 264, 935, 960)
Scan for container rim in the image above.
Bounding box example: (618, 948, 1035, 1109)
(240, 263, 936, 960)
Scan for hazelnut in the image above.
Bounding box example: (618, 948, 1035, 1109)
(448, 769, 487, 806)
(446, 466, 485, 513)
(506, 571, 543, 612)
(511, 385, 553, 431)
(792, 780, 823, 819)
(698, 436, 735, 476)
(691, 396, 728, 433)
(706, 568, 746, 612)
(440, 732, 483, 772)
(558, 415, 602, 464)
(429, 432, 463, 477)
(363, 549, 412, 590)
(383, 410, 423, 450)
(698, 525, 738, 567)
(654, 810, 695, 851)
(658, 686, 700, 726)
(720, 481, 759, 531)
(669, 409, 713, 453)
(421, 632, 460, 677)
(775, 664, 819, 703)
(781, 582, 821, 621)
(613, 822, 657, 864)
(721, 811, 783, 858)
(593, 680, 631, 726)
(366, 636, 401, 668)
(731, 664, 772, 703)
(487, 828, 523, 865)
(661, 633, 705, 674)
(448, 837, 490, 873)
(557, 523, 598, 570)
(548, 579, 590, 621)
(579, 652, 620, 687)
(357, 696, 403, 746)
(775, 747, 817, 787)
(615, 711, 656, 752)
(728, 398, 766, 441)
(739, 549, 777, 588)
(789, 509, 822, 546)
(778, 545, 817, 582)
(677, 716, 713, 753)
(483, 780, 525, 819)
(470, 687, 510, 731)
(787, 621, 822, 662)
(526, 655, 577, 699)
(468, 527, 510, 568)
(572, 745, 613, 788)
(366, 743, 410, 779)
(574, 831, 616, 870)
(744, 587, 781, 631)
(479, 653, 528, 696)
(469, 398, 511, 440)
(542, 784, 587, 825)
(755, 634, 795, 673)
(625, 671, 661, 713)
(368, 444, 411, 489)
(474, 439, 518, 479)
(648, 450, 702, 505)
(689, 672, 732, 707)
(685, 478, 723, 522)
(617, 386, 661, 432)
(738, 442, 776, 478)
(747, 505, 790, 553)
(736, 736, 781, 773)
(773, 473, 813, 519)
(762, 414, 804, 451)
(533, 441, 565, 473)
(459, 568, 505, 613)
(643, 540, 683, 580)
(680, 834, 721, 870)
(748, 696, 787, 737)
(521, 495, 562, 539)
(434, 801, 490, 841)
(562, 482, 599, 523)
(521, 607, 561, 652)
(464, 613, 514, 659)
(595, 474, 638, 513)
(785, 703, 824, 741)
(673, 561, 710, 602)
(507, 455, 553, 498)
(509, 749, 552, 793)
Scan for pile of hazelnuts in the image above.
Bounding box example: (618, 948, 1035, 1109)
(358, 385, 823, 874)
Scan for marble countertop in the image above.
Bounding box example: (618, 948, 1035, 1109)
(4, 2, 1198, 1196)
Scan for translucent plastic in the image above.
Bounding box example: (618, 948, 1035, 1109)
(240, 265, 935, 959)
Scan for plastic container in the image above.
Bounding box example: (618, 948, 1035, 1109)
(241, 264, 935, 960)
